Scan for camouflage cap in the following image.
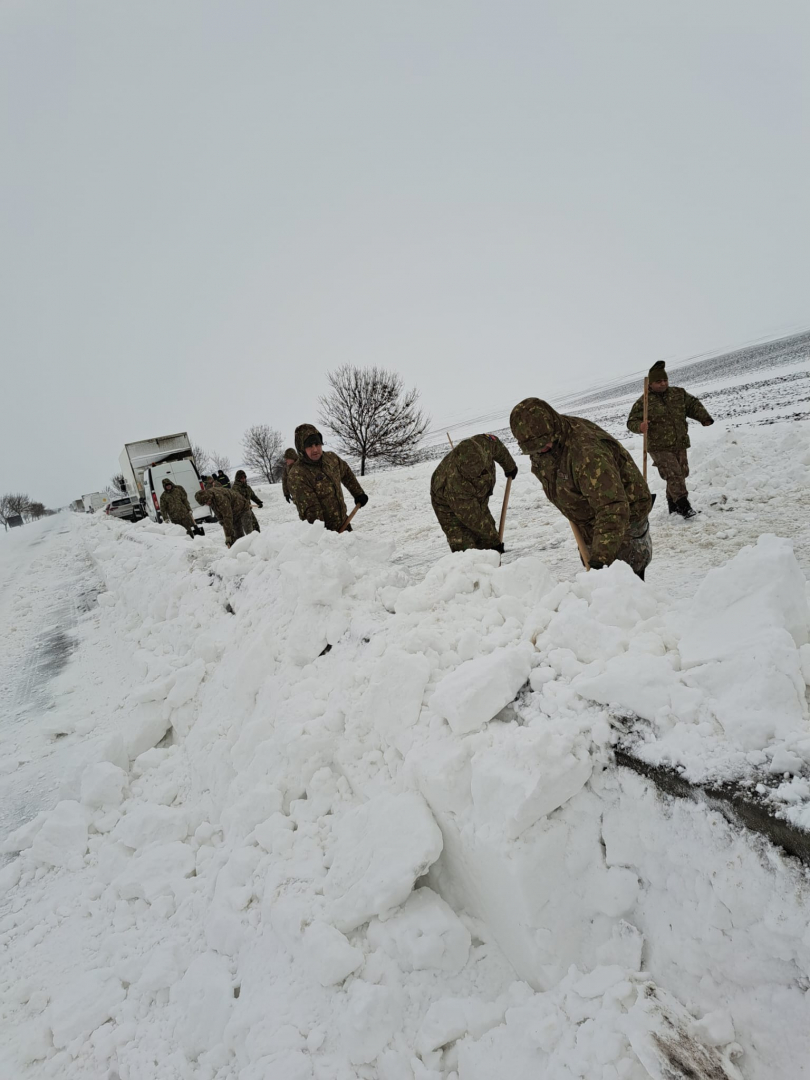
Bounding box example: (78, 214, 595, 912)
(195, 490, 212, 505)
(509, 398, 566, 453)
(284, 448, 298, 461)
(235, 470, 246, 480)
(648, 360, 667, 382)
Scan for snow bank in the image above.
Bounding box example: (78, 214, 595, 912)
(1, 512, 809, 1079)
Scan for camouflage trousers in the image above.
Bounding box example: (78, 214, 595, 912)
(250, 510, 260, 533)
(649, 448, 689, 502)
(431, 494, 496, 553)
(171, 513, 197, 538)
(581, 516, 653, 579)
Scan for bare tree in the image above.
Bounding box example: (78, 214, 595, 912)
(191, 443, 212, 475)
(110, 474, 127, 494)
(241, 425, 283, 484)
(0, 493, 31, 528)
(318, 365, 429, 475)
(209, 451, 231, 474)
(28, 502, 46, 519)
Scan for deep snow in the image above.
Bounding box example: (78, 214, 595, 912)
(1, 413, 810, 1079)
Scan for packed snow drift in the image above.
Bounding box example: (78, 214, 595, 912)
(2, 419, 810, 1080)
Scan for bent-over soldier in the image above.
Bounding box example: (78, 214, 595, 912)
(195, 484, 253, 547)
(233, 470, 263, 533)
(281, 448, 298, 503)
(431, 434, 517, 553)
(287, 425, 367, 532)
(510, 398, 653, 579)
(159, 478, 197, 538)
(627, 360, 714, 518)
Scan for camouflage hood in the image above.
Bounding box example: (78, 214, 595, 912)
(162, 478, 174, 490)
(284, 448, 298, 461)
(294, 424, 323, 464)
(195, 490, 212, 505)
(509, 398, 572, 454)
(454, 438, 491, 484)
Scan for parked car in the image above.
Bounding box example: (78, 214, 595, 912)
(104, 496, 146, 523)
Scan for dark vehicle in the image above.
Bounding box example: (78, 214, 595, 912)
(8, 515, 23, 528)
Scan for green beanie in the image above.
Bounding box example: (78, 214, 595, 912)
(648, 360, 667, 382)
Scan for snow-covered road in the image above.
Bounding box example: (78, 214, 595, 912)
(1, 413, 809, 1080)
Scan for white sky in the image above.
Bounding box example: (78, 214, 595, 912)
(2, 0, 809, 506)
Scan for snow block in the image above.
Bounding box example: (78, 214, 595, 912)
(171, 951, 233, 1059)
(325, 791, 443, 931)
(48, 970, 126, 1048)
(469, 725, 593, 839)
(80, 761, 128, 808)
(430, 644, 533, 735)
(367, 887, 471, 974)
(30, 801, 88, 868)
(364, 648, 432, 753)
(303, 921, 364, 986)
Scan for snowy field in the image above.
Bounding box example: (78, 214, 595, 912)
(2, 354, 810, 1078)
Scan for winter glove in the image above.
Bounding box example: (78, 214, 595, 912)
(494, 542, 505, 554)
(588, 558, 606, 570)
(255, 500, 264, 508)
(505, 466, 518, 480)
(702, 419, 714, 426)
(355, 493, 369, 507)
(285, 494, 291, 503)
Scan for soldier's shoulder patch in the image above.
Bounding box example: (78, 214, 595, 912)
(484, 434, 498, 442)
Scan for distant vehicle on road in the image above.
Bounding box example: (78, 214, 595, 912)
(8, 515, 23, 528)
(119, 432, 212, 525)
(82, 492, 108, 514)
(104, 496, 146, 523)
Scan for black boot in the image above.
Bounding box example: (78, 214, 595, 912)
(674, 496, 696, 519)
(667, 495, 677, 515)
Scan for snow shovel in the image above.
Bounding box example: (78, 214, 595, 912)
(447, 432, 454, 450)
(498, 477, 512, 545)
(338, 505, 361, 534)
(642, 376, 649, 481)
(569, 520, 590, 570)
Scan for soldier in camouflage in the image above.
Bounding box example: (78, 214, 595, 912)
(281, 448, 298, 503)
(431, 434, 518, 553)
(287, 425, 367, 532)
(233, 469, 263, 533)
(159, 479, 197, 538)
(627, 360, 714, 518)
(195, 484, 253, 547)
(510, 398, 653, 578)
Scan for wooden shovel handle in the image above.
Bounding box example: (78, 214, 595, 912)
(569, 520, 590, 570)
(498, 477, 512, 544)
(338, 504, 361, 534)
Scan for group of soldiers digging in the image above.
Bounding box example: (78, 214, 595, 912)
(158, 361, 713, 579)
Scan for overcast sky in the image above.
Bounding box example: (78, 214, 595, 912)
(2, 1, 809, 505)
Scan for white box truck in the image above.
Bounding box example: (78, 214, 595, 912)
(82, 492, 109, 513)
(119, 433, 211, 524)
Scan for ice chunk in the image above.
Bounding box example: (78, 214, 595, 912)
(48, 970, 126, 1047)
(30, 801, 88, 868)
(80, 761, 128, 808)
(325, 791, 443, 931)
(367, 887, 471, 974)
(171, 952, 233, 1059)
(343, 980, 402, 1065)
(470, 725, 593, 839)
(364, 648, 432, 753)
(303, 921, 364, 986)
(431, 645, 533, 736)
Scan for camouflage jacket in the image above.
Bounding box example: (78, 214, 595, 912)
(288, 424, 365, 531)
(430, 435, 516, 547)
(511, 398, 652, 566)
(281, 449, 297, 502)
(232, 478, 261, 506)
(627, 386, 713, 451)
(159, 483, 193, 524)
(208, 485, 250, 541)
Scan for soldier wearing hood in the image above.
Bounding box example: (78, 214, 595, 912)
(627, 360, 714, 518)
(233, 470, 263, 533)
(287, 425, 367, 531)
(430, 434, 517, 553)
(195, 483, 253, 547)
(510, 398, 653, 578)
(281, 448, 298, 503)
(159, 478, 196, 538)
